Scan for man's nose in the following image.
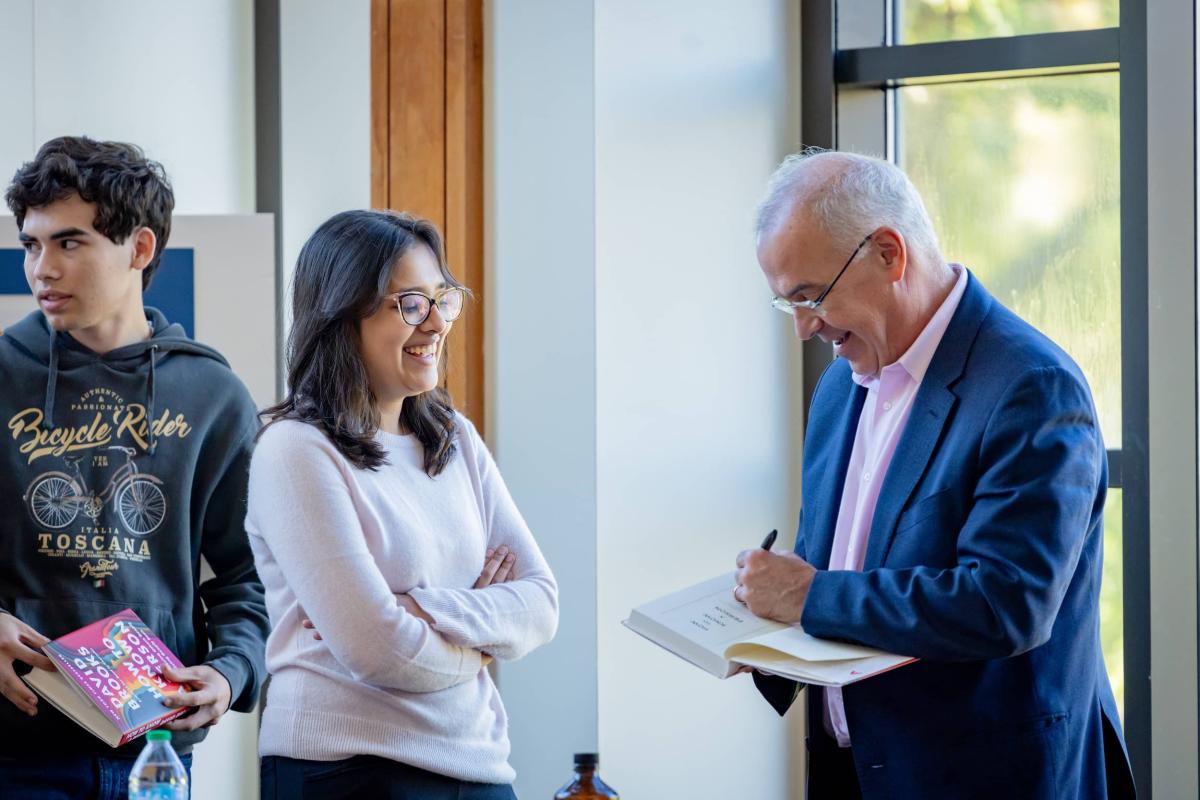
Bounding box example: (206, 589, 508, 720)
(29, 249, 59, 282)
(793, 309, 822, 341)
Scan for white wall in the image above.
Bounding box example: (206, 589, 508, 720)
(593, 2, 801, 797)
(488, 1, 599, 795)
(278, 0, 372, 314)
(492, 1, 803, 796)
(0, 0, 374, 317)
(0, 1, 35, 178)
(0, 0, 255, 214)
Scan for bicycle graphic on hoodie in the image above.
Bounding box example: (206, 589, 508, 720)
(25, 445, 167, 536)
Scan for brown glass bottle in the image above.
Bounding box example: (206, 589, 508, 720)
(553, 753, 619, 799)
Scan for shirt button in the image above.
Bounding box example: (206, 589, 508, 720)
(883, 401, 893, 411)
(863, 471, 872, 481)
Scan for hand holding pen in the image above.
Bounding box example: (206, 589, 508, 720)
(730, 528, 785, 676)
(734, 527, 817, 623)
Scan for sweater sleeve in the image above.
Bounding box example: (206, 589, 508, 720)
(249, 423, 483, 691)
(409, 418, 559, 661)
(194, 385, 269, 712)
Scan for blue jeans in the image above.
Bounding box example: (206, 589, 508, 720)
(0, 752, 193, 800)
(261, 754, 516, 800)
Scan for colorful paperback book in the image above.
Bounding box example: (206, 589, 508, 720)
(22, 608, 189, 747)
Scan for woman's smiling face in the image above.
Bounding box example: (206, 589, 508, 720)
(358, 243, 455, 413)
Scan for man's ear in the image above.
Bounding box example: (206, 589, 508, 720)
(130, 227, 157, 273)
(872, 226, 907, 282)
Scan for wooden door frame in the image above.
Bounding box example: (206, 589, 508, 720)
(372, 0, 485, 436)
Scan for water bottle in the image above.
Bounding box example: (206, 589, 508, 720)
(553, 752, 619, 799)
(128, 729, 189, 799)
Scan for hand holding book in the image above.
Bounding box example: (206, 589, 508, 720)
(0, 611, 53, 717)
(20, 608, 192, 747)
(625, 572, 916, 687)
(161, 663, 231, 731)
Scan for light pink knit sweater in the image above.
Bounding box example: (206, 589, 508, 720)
(246, 415, 558, 784)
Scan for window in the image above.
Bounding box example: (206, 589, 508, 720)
(899, 73, 1121, 444)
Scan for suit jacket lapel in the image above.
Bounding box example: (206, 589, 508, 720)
(806, 377, 867, 570)
(862, 273, 992, 570)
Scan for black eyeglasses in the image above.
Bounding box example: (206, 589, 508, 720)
(771, 232, 874, 315)
(388, 287, 465, 326)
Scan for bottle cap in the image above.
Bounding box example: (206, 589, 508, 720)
(574, 753, 598, 767)
(147, 729, 172, 742)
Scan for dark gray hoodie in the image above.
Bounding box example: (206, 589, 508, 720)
(0, 307, 268, 757)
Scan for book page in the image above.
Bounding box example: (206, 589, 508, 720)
(637, 572, 785, 653)
(23, 667, 122, 747)
(726, 612, 915, 686)
(741, 623, 889, 662)
(729, 646, 916, 687)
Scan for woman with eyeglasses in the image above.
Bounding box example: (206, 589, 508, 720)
(247, 209, 558, 799)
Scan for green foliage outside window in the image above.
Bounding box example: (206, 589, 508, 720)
(898, 0, 1118, 44)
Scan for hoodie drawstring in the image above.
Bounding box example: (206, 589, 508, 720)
(44, 332, 60, 428)
(147, 344, 159, 454)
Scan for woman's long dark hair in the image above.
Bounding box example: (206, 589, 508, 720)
(262, 209, 465, 476)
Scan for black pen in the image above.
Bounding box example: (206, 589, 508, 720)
(760, 529, 778, 551)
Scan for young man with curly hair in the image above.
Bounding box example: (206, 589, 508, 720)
(0, 136, 268, 798)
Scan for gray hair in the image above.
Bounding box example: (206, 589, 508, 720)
(756, 148, 942, 264)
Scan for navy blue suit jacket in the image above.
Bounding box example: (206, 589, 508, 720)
(755, 274, 1135, 799)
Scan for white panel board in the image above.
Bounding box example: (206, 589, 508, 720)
(168, 214, 277, 409)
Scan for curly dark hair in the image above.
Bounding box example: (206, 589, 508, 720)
(261, 209, 467, 477)
(5, 136, 175, 290)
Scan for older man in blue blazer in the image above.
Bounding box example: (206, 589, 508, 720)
(736, 150, 1135, 799)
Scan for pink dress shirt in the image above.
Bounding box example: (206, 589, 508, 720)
(823, 264, 968, 748)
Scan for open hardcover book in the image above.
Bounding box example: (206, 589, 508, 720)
(22, 608, 189, 747)
(624, 572, 916, 687)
